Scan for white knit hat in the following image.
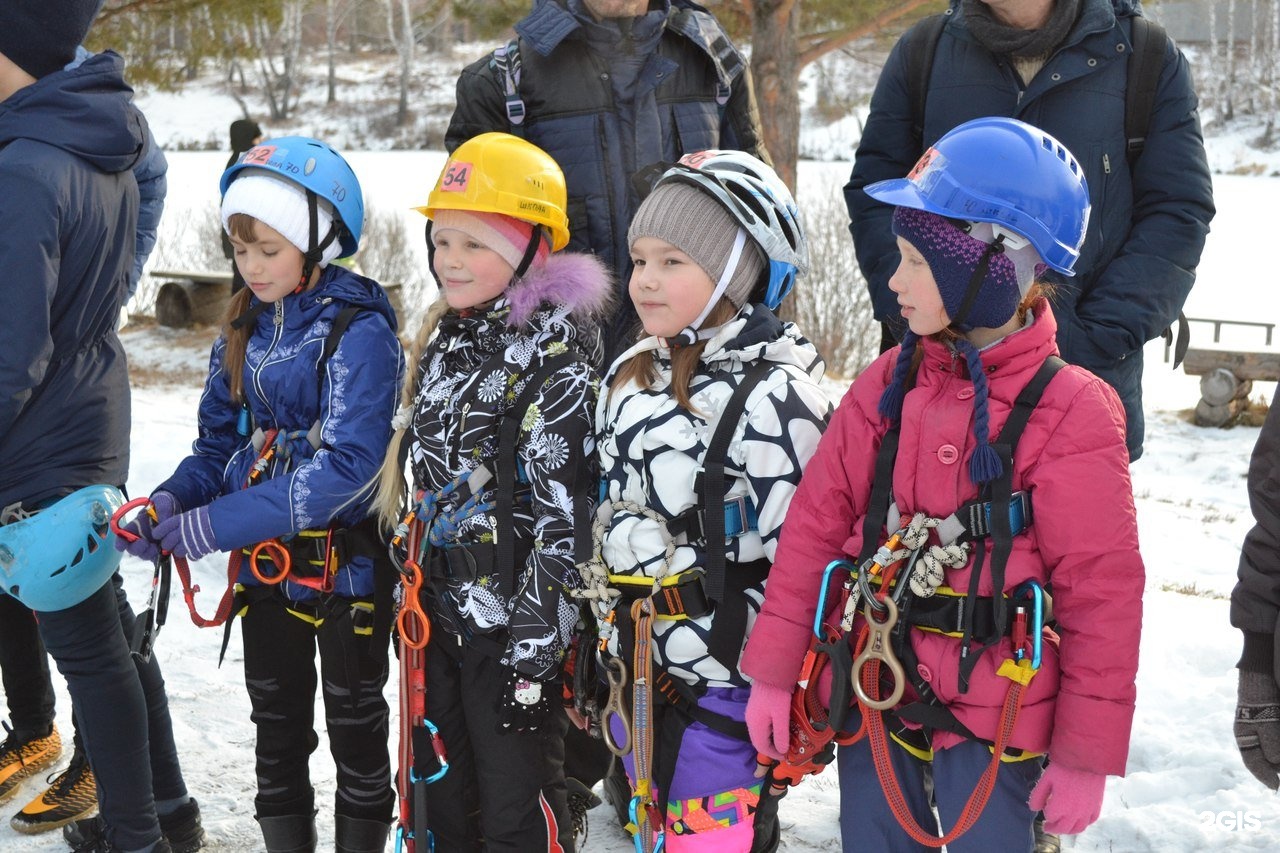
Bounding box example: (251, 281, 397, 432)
(221, 173, 343, 267)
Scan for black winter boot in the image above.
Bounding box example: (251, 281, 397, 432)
(158, 798, 206, 852)
(256, 814, 317, 853)
(334, 815, 390, 853)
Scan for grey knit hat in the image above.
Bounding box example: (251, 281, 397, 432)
(628, 182, 766, 309)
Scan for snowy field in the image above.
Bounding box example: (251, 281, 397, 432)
(2, 144, 1280, 851)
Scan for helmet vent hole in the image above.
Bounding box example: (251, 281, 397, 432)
(69, 547, 84, 568)
(50, 565, 66, 578)
(86, 534, 100, 554)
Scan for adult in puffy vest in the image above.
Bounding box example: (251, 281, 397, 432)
(120, 137, 405, 853)
(847, 0, 1214, 461)
(747, 118, 1144, 852)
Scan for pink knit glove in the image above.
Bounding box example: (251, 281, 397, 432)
(1028, 763, 1107, 835)
(746, 681, 792, 762)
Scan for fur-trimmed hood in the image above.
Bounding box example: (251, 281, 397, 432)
(505, 251, 615, 329)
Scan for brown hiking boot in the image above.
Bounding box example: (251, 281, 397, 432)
(0, 723, 61, 804)
(10, 751, 97, 834)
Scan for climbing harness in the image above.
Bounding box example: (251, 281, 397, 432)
(570, 360, 781, 849)
(767, 356, 1067, 843)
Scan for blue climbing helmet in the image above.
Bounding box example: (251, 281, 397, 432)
(220, 136, 365, 258)
(0, 486, 124, 612)
(864, 116, 1089, 276)
(667, 149, 809, 309)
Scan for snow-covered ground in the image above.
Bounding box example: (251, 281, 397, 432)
(4, 42, 1280, 850)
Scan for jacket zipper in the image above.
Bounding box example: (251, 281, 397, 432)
(251, 301, 285, 429)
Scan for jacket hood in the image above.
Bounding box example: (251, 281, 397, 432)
(506, 251, 615, 329)
(0, 52, 143, 174)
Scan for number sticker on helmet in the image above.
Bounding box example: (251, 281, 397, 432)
(442, 162, 473, 192)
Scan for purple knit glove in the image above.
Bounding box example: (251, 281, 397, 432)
(114, 492, 179, 560)
(154, 506, 220, 561)
(1028, 763, 1107, 835)
(747, 681, 792, 762)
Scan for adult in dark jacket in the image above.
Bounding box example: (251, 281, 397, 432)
(445, 0, 770, 350)
(846, 0, 1214, 461)
(0, 45, 171, 837)
(0, 2, 198, 852)
(1232, 385, 1280, 790)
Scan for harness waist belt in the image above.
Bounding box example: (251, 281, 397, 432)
(609, 571, 713, 621)
(903, 587, 1055, 639)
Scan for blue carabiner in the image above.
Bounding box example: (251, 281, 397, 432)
(627, 796, 666, 853)
(813, 559, 858, 639)
(408, 718, 450, 785)
(1011, 580, 1044, 670)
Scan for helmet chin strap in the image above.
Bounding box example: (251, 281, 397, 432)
(231, 190, 339, 331)
(660, 228, 748, 348)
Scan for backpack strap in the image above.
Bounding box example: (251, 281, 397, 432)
(903, 13, 948, 155)
(1125, 16, 1167, 166)
(1124, 16, 1190, 367)
(491, 39, 526, 134)
(494, 351, 589, 599)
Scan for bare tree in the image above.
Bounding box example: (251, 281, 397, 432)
(719, 0, 938, 192)
(251, 0, 306, 121)
(384, 0, 416, 125)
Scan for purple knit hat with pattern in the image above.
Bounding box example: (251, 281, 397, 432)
(891, 206, 1022, 332)
(879, 206, 1029, 486)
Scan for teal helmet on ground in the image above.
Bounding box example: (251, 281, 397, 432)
(0, 485, 124, 612)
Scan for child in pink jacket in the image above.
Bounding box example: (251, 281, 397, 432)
(741, 117, 1144, 852)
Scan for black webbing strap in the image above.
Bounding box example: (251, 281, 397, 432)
(957, 356, 1064, 691)
(701, 360, 774, 604)
(704, 557, 769, 673)
(858, 427, 902, 564)
(318, 305, 362, 384)
(495, 351, 586, 598)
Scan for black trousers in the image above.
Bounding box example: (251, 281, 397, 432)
(0, 592, 56, 734)
(241, 594, 394, 822)
(423, 634, 573, 852)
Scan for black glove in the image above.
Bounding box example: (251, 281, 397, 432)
(499, 669, 551, 733)
(1235, 669, 1280, 790)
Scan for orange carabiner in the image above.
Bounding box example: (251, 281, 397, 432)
(249, 539, 291, 585)
(397, 560, 431, 651)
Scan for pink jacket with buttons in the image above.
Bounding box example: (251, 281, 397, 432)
(741, 302, 1143, 776)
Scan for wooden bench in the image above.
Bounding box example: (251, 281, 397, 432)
(151, 269, 233, 327)
(1181, 346, 1280, 427)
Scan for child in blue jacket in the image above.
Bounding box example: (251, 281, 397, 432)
(120, 138, 404, 853)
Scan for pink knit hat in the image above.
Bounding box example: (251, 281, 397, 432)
(431, 209, 550, 272)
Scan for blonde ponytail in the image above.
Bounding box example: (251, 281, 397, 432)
(372, 297, 452, 530)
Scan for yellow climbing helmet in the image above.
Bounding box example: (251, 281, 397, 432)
(417, 132, 570, 251)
